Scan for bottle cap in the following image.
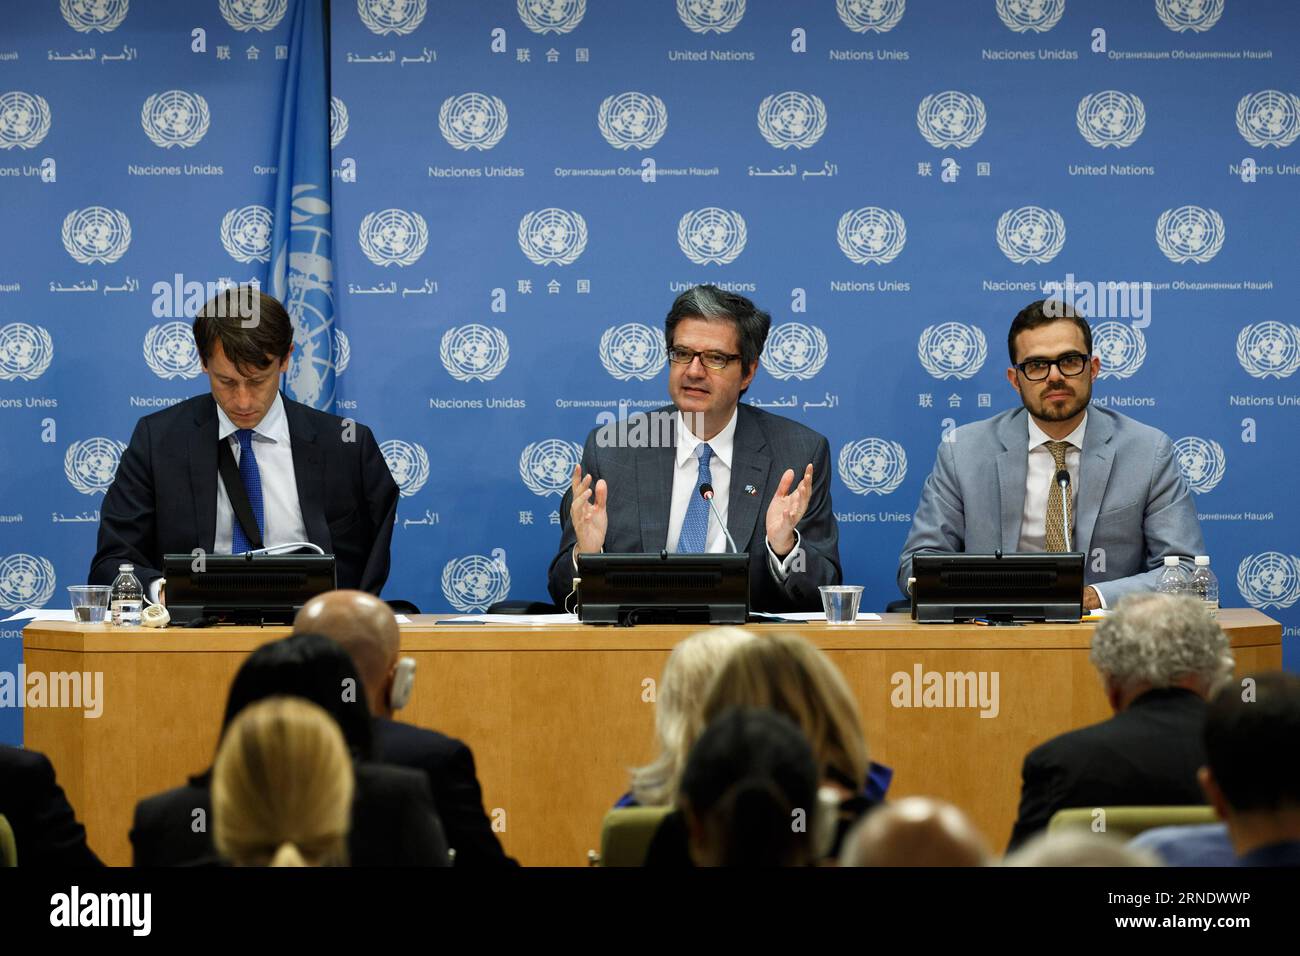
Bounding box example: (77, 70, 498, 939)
(118, 563, 133, 572)
(1194, 555, 1210, 566)
(1163, 556, 1180, 568)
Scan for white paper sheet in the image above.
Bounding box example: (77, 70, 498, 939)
(2, 608, 79, 623)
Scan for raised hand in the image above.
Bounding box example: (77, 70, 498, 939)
(569, 463, 609, 556)
(766, 463, 814, 557)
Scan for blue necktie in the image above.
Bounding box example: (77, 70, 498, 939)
(676, 443, 714, 553)
(230, 428, 265, 554)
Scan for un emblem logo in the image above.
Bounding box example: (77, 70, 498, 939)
(358, 209, 428, 267)
(64, 437, 126, 495)
(1156, 0, 1224, 32)
(0, 554, 57, 611)
(997, 206, 1066, 264)
(757, 92, 827, 150)
(0, 91, 52, 150)
(220, 205, 273, 264)
(918, 323, 988, 380)
(1077, 91, 1146, 148)
(141, 90, 210, 149)
(519, 0, 585, 33)
(220, 0, 287, 31)
(1235, 90, 1300, 149)
(599, 323, 666, 381)
(677, 0, 745, 33)
(598, 92, 668, 151)
(1156, 206, 1224, 264)
(442, 550, 511, 612)
(330, 96, 349, 149)
(380, 439, 430, 497)
(358, 0, 426, 35)
(837, 0, 906, 32)
(917, 91, 986, 149)
(61, 0, 129, 32)
(761, 323, 828, 381)
(1173, 436, 1226, 494)
(838, 438, 907, 496)
(1236, 552, 1300, 610)
(143, 321, 201, 380)
(996, 0, 1064, 32)
(520, 439, 583, 497)
(61, 206, 131, 264)
(1236, 322, 1300, 379)
(439, 93, 508, 151)
(0, 323, 54, 382)
(837, 207, 906, 265)
(678, 208, 747, 265)
(333, 328, 351, 376)
(1093, 321, 1147, 380)
(519, 208, 588, 265)
(441, 325, 510, 382)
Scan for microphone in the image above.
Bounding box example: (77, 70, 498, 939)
(698, 483, 738, 554)
(1055, 469, 1073, 552)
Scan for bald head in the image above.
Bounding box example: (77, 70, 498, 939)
(293, 590, 399, 714)
(840, 797, 992, 867)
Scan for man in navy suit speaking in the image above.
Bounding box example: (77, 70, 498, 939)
(90, 287, 398, 597)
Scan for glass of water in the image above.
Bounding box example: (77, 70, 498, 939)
(819, 585, 864, 624)
(68, 585, 111, 624)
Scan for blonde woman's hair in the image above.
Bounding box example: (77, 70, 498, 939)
(702, 632, 869, 790)
(629, 627, 756, 807)
(213, 696, 355, 867)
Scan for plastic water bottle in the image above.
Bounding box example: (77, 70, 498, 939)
(110, 563, 143, 627)
(1190, 555, 1220, 621)
(1155, 555, 1192, 596)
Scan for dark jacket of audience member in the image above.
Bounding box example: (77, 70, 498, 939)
(0, 745, 102, 867)
(130, 634, 448, 866)
(1008, 687, 1208, 850)
(373, 717, 515, 867)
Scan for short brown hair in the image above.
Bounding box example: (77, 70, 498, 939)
(193, 287, 293, 375)
(1007, 299, 1092, 364)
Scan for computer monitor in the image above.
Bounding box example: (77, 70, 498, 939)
(162, 553, 337, 625)
(576, 552, 750, 626)
(910, 552, 1085, 623)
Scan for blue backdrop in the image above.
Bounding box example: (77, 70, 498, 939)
(2, 0, 1299, 745)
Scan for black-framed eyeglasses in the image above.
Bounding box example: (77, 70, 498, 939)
(667, 346, 741, 370)
(1015, 352, 1090, 381)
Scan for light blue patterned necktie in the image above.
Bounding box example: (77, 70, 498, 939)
(230, 428, 265, 553)
(676, 443, 714, 553)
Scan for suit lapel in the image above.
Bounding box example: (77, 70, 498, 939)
(284, 396, 330, 549)
(727, 407, 770, 551)
(996, 409, 1029, 552)
(636, 412, 675, 552)
(1075, 408, 1116, 559)
(188, 396, 219, 553)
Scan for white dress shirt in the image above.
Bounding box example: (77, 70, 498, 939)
(214, 393, 307, 554)
(1018, 412, 1085, 554)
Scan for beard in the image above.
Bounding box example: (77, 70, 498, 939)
(1023, 379, 1091, 422)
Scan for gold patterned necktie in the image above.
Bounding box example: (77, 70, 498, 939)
(1044, 440, 1072, 552)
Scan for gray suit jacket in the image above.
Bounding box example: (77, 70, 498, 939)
(897, 406, 1205, 606)
(548, 404, 841, 612)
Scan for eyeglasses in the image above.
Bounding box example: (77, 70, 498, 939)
(667, 346, 741, 370)
(1015, 352, 1090, 381)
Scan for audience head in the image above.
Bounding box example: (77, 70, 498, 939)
(630, 626, 755, 806)
(294, 590, 402, 719)
(839, 797, 992, 867)
(222, 632, 373, 761)
(703, 632, 869, 793)
(679, 708, 819, 867)
(213, 696, 354, 867)
(1089, 592, 1233, 712)
(1200, 671, 1300, 855)
(1004, 830, 1160, 867)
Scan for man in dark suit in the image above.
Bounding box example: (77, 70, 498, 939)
(0, 745, 102, 866)
(1007, 592, 1233, 850)
(293, 589, 516, 867)
(547, 285, 841, 613)
(90, 287, 398, 597)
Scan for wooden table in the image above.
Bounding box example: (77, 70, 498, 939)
(22, 609, 1282, 867)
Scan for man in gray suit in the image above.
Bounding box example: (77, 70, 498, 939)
(547, 285, 841, 613)
(898, 300, 1204, 611)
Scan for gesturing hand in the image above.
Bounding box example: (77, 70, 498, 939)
(569, 463, 608, 556)
(766, 463, 814, 558)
